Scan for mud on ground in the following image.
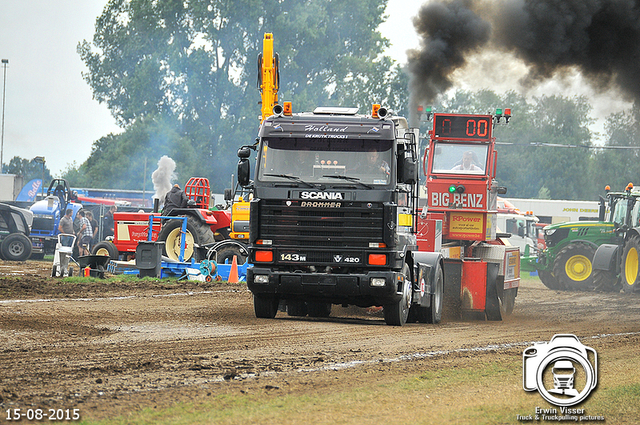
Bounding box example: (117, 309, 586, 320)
(0, 260, 639, 422)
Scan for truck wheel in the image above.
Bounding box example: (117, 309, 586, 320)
(307, 302, 332, 318)
(622, 235, 640, 293)
(1, 234, 32, 262)
(412, 263, 444, 324)
(92, 241, 119, 260)
(384, 263, 412, 326)
(253, 294, 279, 318)
(553, 243, 596, 291)
(286, 300, 308, 317)
(538, 270, 563, 290)
(157, 219, 200, 262)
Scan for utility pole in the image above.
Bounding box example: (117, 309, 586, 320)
(1, 59, 8, 174)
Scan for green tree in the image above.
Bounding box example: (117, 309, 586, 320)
(4, 156, 53, 185)
(76, 0, 397, 192)
(591, 105, 640, 193)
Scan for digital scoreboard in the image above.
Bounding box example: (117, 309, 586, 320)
(433, 114, 493, 141)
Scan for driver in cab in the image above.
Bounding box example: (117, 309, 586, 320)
(451, 151, 482, 172)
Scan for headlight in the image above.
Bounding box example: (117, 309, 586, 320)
(370, 277, 386, 287)
(545, 228, 556, 236)
(254, 274, 270, 284)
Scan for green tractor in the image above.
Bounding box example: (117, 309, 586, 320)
(521, 186, 636, 291)
(592, 183, 640, 293)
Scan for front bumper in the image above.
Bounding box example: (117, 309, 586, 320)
(247, 267, 402, 306)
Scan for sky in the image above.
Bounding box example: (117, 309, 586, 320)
(0, 0, 631, 177)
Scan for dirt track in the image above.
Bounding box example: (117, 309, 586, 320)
(0, 260, 639, 422)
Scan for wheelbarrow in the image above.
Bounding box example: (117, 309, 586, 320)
(77, 254, 111, 278)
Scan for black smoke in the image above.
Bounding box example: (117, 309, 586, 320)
(408, 0, 640, 123)
(407, 0, 491, 124)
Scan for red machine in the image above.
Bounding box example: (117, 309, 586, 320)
(417, 111, 520, 319)
(92, 177, 247, 264)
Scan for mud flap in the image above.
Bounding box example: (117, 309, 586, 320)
(485, 262, 502, 321)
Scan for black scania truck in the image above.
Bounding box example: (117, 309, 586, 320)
(236, 104, 444, 326)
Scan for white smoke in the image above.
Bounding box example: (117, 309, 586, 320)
(152, 155, 176, 205)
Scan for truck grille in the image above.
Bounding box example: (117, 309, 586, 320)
(257, 200, 384, 248)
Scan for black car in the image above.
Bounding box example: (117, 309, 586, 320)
(0, 203, 33, 261)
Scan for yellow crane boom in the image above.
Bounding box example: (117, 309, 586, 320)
(259, 33, 279, 122)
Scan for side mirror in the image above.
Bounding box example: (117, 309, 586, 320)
(224, 188, 233, 201)
(238, 147, 251, 159)
(497, 186, 507, 195)
(400, 156, 417, 184)
(237, 158, 251, 187)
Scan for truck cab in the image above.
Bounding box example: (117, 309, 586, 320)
(239, 105, 444, 325)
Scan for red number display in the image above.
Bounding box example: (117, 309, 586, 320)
(433, 115, 492, 140)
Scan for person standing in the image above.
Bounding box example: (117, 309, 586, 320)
(58, 209, 74, 235)
(103, 205, 117, 238)
(77, 211, 93, 256)
(85, 211, 99, 250)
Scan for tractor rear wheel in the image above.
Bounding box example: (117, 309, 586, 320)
(553, 243, 596, 291)
(158, 217, 214, 262)
(622, 235, 640, 293)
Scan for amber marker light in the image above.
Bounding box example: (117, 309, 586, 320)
(254, 251, 273, 262)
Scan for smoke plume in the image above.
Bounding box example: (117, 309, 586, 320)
(408, 0, 491, 125)
(152, 155, 176, 204)
(408, 0, 640, 119)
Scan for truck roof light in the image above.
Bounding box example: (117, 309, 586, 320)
(371, 104, 381, 118)
(626, 182, 634, 192)
(496, 108, 503, 116)
(605, 185, 611, 192)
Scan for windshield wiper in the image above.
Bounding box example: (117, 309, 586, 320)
(264, 174, 324, 189)
(322, 175, 373, 189)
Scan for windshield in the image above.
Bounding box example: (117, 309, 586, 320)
(431, 142, 488, 175)
(257, 138, 393, 185)
(612, 199, 628, 226)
